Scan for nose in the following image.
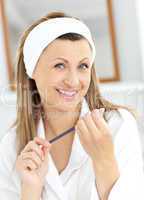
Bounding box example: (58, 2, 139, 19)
(63, 71, 80, 88)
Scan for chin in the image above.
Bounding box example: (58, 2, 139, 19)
(54, 100, 80, 112)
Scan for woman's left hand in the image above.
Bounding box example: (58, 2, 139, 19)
(75, 108, 120, 200)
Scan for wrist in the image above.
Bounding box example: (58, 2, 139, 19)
(21, 182, 43, 200)
(92, 159, 120, 199)
(22, 180, 43, 189)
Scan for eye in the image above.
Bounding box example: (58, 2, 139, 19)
(54, 63, 65, 69)
(79, 63, 89, 69)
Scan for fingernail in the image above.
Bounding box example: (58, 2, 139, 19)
(47, 143, 52, 149)
(94, 109, 100, 117)
(42, 154, 44, 161)
(44, 141, 50, 147)
(41, 146, 45, 159)
(100, 108, 105, 112)
(100, 108, 105, 116)
(88, 111, 91, 115)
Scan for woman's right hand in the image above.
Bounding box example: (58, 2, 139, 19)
(15, 137, 52, 187)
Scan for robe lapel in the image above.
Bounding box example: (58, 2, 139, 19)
(37, 97, 90, 200)
(38, 117, 69, 200)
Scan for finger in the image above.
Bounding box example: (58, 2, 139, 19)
(76, 118, 91, 143)
(75, 128, 86, 151)
(23, 159, 38, 170)
(34, 137, 51, 147)
(34, 137, 51, 156)
(92, 109, 110, 134)
(44, 147, 50, 163)
(42, 145, 51, 159)
(21, 151, 42, 168)
(23, 141, 44, 160)
(99, 108, 105, 117)
(82, 112, 100, 138)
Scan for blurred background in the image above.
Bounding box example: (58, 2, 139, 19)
(0, 0, 144, 158)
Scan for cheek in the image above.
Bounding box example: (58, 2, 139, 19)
(80, 74, 91, 88)
(79, 76, 91, 97)
(34, 77, 52, 99)
(35, 72, 62, 95)
(40, 73, 55, 87)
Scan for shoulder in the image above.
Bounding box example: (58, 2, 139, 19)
(104, 108, 142, 146)
(0, 126, 17, 152)
(105, 108, 136, 123)
(106, 108, 143, 154)
(115, 108, 139, 135)
(117, 108, 137, 122)
(0, 127, 17, 170)
(0, 128, 21, 195)
(105, 108, 138, 134)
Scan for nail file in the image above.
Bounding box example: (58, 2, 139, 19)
(48, 109, 124, 144)
(49, 127, 75, 144)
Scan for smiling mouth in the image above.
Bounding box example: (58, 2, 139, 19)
(56, 88, 78, 100)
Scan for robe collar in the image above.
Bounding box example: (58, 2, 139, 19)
(37, 97, 90, 200)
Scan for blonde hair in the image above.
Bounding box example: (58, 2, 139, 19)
(12, 11, 132, 155)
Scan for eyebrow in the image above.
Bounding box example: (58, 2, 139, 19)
(53, 57, 89, 63)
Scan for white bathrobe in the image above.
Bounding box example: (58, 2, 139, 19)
(0, 98, 144, 200)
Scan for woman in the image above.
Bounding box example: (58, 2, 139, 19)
(0, 12, 144, 200)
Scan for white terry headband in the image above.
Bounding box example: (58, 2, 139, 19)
(23, 17, 96, 78)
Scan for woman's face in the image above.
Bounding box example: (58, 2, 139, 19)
(32, 38, 93, 112)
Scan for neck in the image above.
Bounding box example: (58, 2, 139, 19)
(42, 104, 81, 140)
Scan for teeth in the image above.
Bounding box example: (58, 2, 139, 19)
(57, 89, 77, 96)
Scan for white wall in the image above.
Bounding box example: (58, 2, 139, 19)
(136, 0, 144, 79)
(3, 0, 144, 83)
(113, 0, 143, 81)
(0, 20, 9, 87)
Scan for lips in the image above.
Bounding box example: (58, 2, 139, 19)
(56, 88, 77, 96)
(56, 88, 78, 99)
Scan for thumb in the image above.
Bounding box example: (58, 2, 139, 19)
(43, 144, 51, 162)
